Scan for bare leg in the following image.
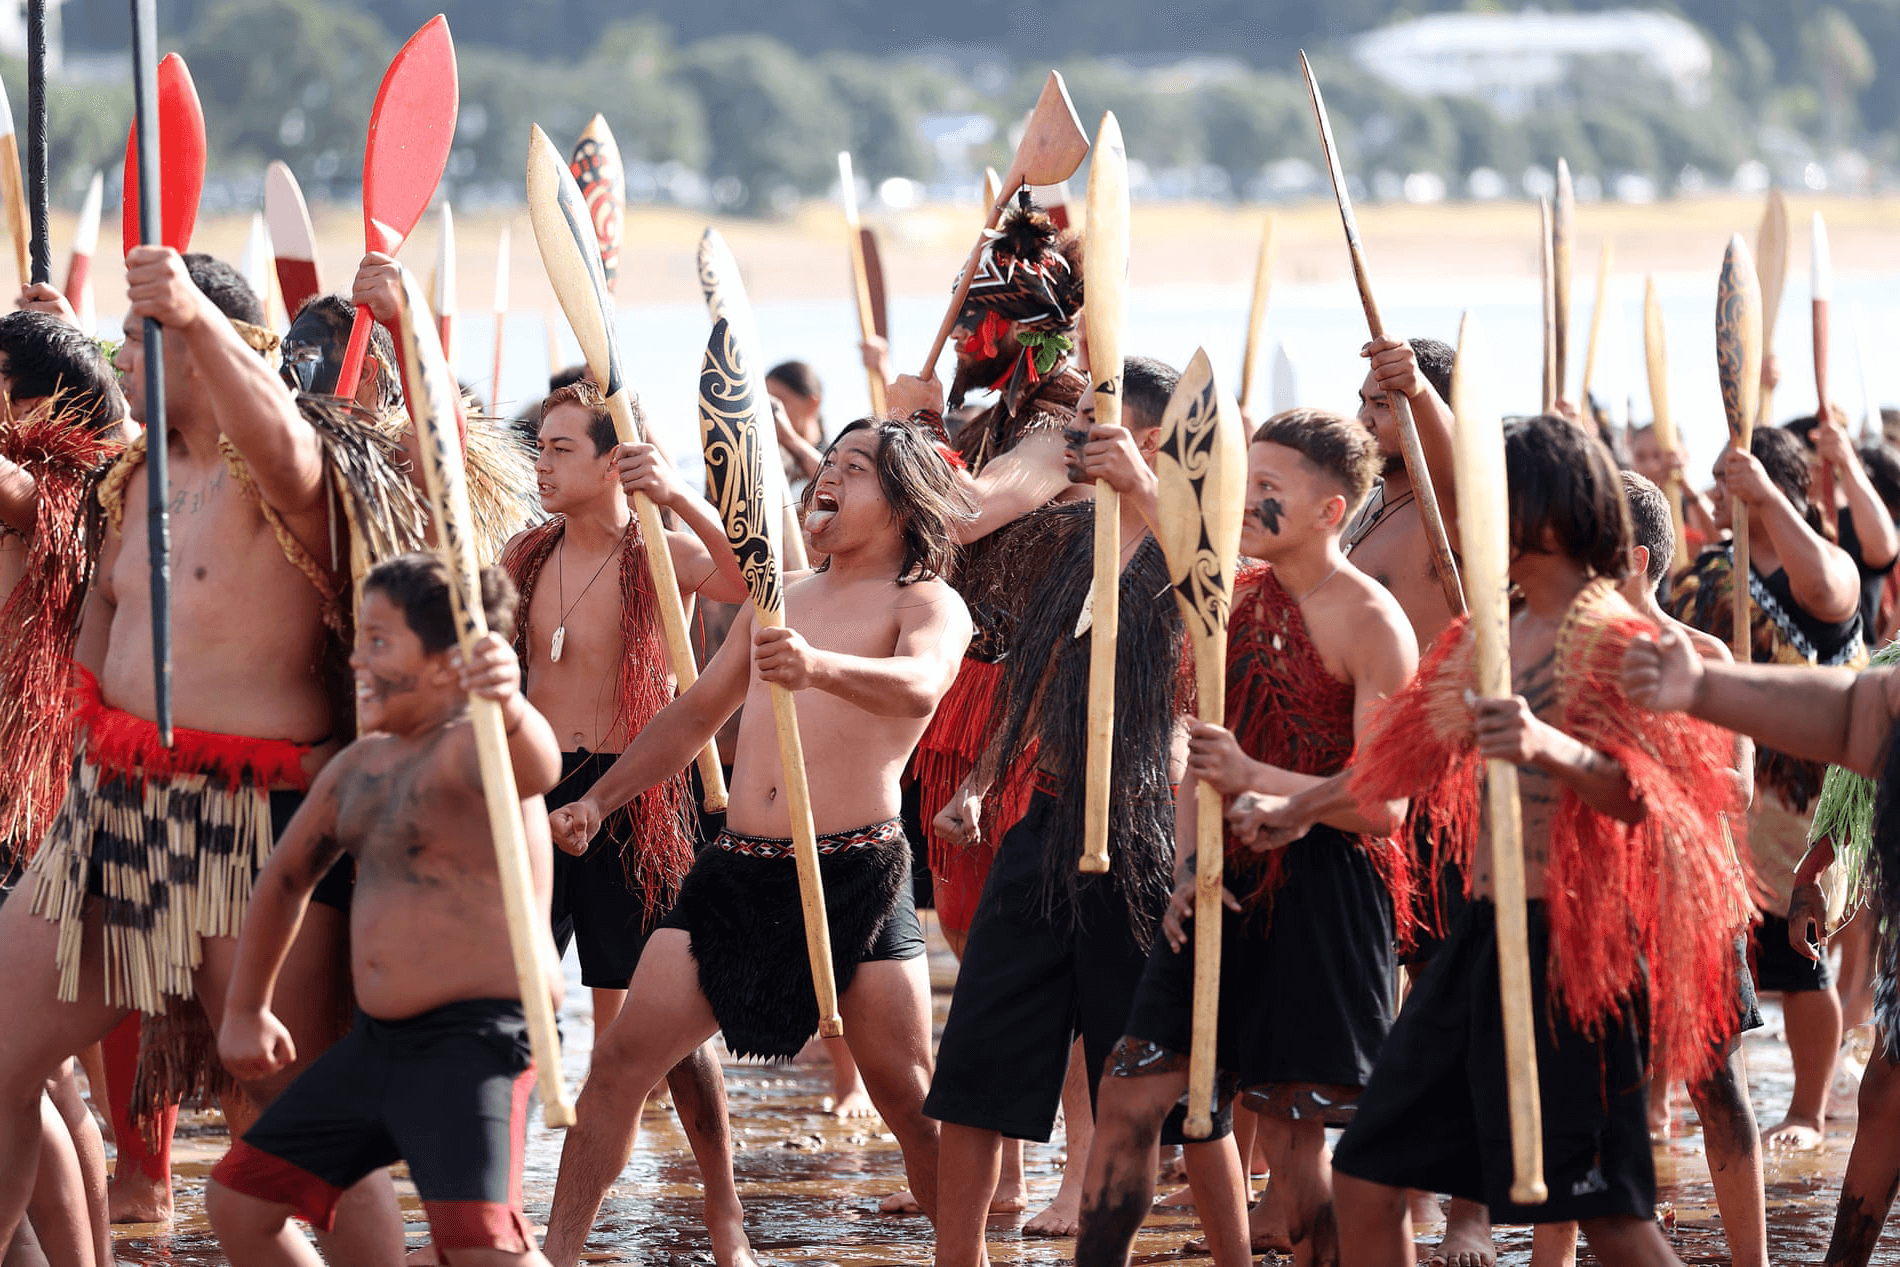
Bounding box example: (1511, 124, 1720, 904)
(1023, 1038, 1090, 1234)
(1528, 1222, 1578, 1267)
(1684, 1041, 1765, 1267)
(1247, 1117, 1294, 1251)
(1823, 1039, 1900, 1267)
(841, 957, 939, 1221)
(1331, 1173, 1412, 1267)
(934, 1123, 1002, 1267)
(662, 1045, 754, 1267)
(1073, 1069, 1174, 1267)
(822, 1037, 878, 1118)
(26, 1094, 93, 1267)
(99, 1016, 171, 1225)
(1764, 987, 1841, 1151)
(1181, 1136, 1250, 1267)
(1578, 1214, 1683, 1267)
(544, 931, 717, 1267)
(1433, 1196, 1494, 1267)
(43, 1066, 107, 1267)
(70, 1050, 106, 1149)
(1260, 1103, 1343, 1267)
(3, 1217, 48, 1267)
(589, 989, 624, 1038)
(205, 1183, 324, 1267)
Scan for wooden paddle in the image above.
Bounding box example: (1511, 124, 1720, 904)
(65, 170, 102, 330)
(570, 113, 625, 294)
(1538, 196, 1556, 414)
(917, 72, 1088, 379)
(0, 76, 26, 288)
(433, 201, 457, 369)
(239, 212, 276, 326)
(266, 161, 321, 320)
(1754, 190, 1789, 431)
(490, 221, 510, 410)
(122, 38, 204, 748)
(696, 226, 807, 569)
(1299, 52, 1464, 617)
(525, 124, 729, 814)
(392, 262, 573, 1128)
(1153, 348, 1245, 1138)
(25, 0, 47, 285)
(1812, 211, 1836, 523)
(1643, 277, 1690, 573)
(334, 15, 458, 400)
(1450, 310, 1547, 1206)
(1238, 214, 1278, 417)
(861, 224, 889, 343)
(1552, 160, 1573, 402)
(1078, 111, 1129, 878)
(1579, 240, 1614, 407)
(1717, 235, 1764, 663)
(982, 166, 1001, 214)
(837, 151, 887, 417)
(699, 315, 843, 1038)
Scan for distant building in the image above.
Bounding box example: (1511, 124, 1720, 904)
(1351, 8, 1712, 116)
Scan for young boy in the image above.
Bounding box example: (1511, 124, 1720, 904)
(205, 553, 563, 1266)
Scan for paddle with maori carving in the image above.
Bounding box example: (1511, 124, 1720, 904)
(1716, 234, 1764, 663)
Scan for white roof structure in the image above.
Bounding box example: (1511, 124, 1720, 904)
(1351, 8, 1712, 116)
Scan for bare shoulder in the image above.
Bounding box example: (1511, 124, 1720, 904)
(897, 574, 970, 619)
(1669, 617, 1731, 665)
(1335, 563, 1419, 657)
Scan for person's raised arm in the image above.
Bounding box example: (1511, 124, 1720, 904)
(217, 757, 348, 1080)
(124, 246, 325, 515)
(1363, 337, 1457, 531)
(551, 605, 754, 852)
(1817, 417, 1900, 570)
(753, 581, 973, 718)
(1722, 448, 1858, 623)
(1077, 421, 1159, 537)
(614, 441, 749, 604)
(0, 453, 37, 536)
(954, 429, 1076, 543)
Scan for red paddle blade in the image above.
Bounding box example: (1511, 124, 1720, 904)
(361, 15, 458, 256)
(120, 53, 207, 257)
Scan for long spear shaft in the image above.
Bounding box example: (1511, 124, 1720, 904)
(26, 0, 47, 284)
(129, 0, 172, 745)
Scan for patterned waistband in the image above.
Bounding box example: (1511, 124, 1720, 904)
(715, 819, 904, 860)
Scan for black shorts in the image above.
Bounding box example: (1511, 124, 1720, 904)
(210, 999, 536, 1252)
(548, 751, 663, 990)
(925, 791, 1166, 1142)
(1400, 813, 1467, 967)
(1751, 911, 1834, 993)
(1120, 827, 1397, 1129)
(1333, 900, 1654, 1225)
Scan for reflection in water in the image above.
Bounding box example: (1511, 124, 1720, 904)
(106, 916, 1890, 1265)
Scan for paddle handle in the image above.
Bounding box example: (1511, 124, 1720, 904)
(1732, 516, 1751, 662)
(129, 0, 171, 746)
(1080, 483, 1119, 874)
(918, 192, 1012, 379)
(1539, 198, 1556, 414)
(841, 209, 887, 417)
(759, 616, 844, 1038)
(1183, 631, 1228, 1139)
(26, 0, 47, 286)
(1488, 755, 1546, 1204)
(607, 388, 728, 813)
(1238, 216, 1276, 415)
(490, 314, 506, 415)
(1643, 278, 1689, 574)
(1815, 298, 1836, 527)
(335, 306, 375, 402)
(1580, 243, 1612, 405)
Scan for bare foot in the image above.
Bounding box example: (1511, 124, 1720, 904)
(879, 1187, 1023, 1216)
(1023, 1184, 1080, 1236)
(824, 1086, 881, 1119)
(1247, 1185, 1293, 1252)
(1154, 1184, 1196, 1207)
(1431, 1198, 1495, 1267)
(1761, 1115, 1826, 1151)
(1409, 1190, 1446, 1229)
(107, 1169, 173, 1225)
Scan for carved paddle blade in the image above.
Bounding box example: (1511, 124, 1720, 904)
(1154, 348, 1246, 643)
(1717, 234, 1764, 446)
(700, 316, 783, 619)
(120, 52, 205, 256)
(570, 113, 624, 293)
(1011, 71, 1090, 189)
(266, 160, 321, 318)
(361, 15, 458, 256)
(527, 124, 624, 399)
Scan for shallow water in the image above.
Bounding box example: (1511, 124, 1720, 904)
(106, 913, 1896, 1265)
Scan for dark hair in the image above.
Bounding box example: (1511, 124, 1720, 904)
(541, 379, 631, 458)
(805, 417, 974, 584)
(766, 360, 822, 402)
(182, 252, 263, 326)
(1410, 337, 1455, 404)
(0, 311, 125, 435)
(1620, 470, 1675, 586)
(1859, 442, 1900, 517)
(364, 552, 516, 654)
(1252, 407, 1378, 510)
(1120, 355, 1179, 432)
(284, 294, 401, 408)
(549, 363, 590, 392)
(1504, 413, 1632, 580)
(1750, 425, 1825, 533)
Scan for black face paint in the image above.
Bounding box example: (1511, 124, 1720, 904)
(281, 310, 349, 395)
(367, 670, 418, 702)
(1256, 497, 1284, 533)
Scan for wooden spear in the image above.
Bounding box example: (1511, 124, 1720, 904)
(1552, 159, 1573, 402)
(1579, 240, 1614, 408)
(1754, 190, 1789, 432)
(1717, 236, 1765, 663)
(1643, 277, 1690, 574)
(837, 151, 887, 417)
(25, 0, 47, 286)
(490, 221, 510, 412)
(1238, 214, 1278, 418)
(1812, 212, 1836, 523)
(1539, 196, 1556, 414)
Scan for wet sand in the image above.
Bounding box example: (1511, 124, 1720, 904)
(103, 911, 1891, 1264)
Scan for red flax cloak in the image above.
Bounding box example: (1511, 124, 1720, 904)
(501, 516, 692, 916)
(1349, 579, 1750, 1082)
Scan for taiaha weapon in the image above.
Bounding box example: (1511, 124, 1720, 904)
(333, 15, 458, 400)
(122, 38, 205, 748)
(1717, 235, 1765, 663)
(1579, 240, 1614, 407)
(1754, 189, 1789, 432)
(432, 201, 457, 370)
(1552, 159, 1573, 402)
(65, 171, 102, 330)
(265, 160, 321, 321)
(391, 263, 574, 1128)
(982, 166, 1001, 213)
(570, 113, 624, 294)
(1854, 303, 1880, 444)
(25, 0, 47, 286)
(699, 315, 843, 1038)
(696, 226, 807, 569)
(1538, 196, 1556, 414)
(860, 223, 889, 346)
(1812, 211, 1836, 523)
(1299, 52, 1464, 617)
(837, 151, 887, 418)
(1643, 277, 1690, 573)
(1078, 110, 1128, 878)
(525, 124, 729, 814)
(0, 75, 28, 287)
(1153, 348, 1245, 1139)
(917, 73, 1088, 378)
(1238, 213, 1278, 417)
(238, 211, 279, 328)
(489, 221, 510, 410)
(1450, 310, 1547, 1207)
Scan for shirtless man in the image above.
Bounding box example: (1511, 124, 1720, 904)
(499, 380, 751, 1264)
(1333, 414, 1745, 1267)
(207, 555, 563, 1265)
(0, 247, 402, 1262)
(539, 418, 973, 1266)
(1073, 407, 1417, 1267)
